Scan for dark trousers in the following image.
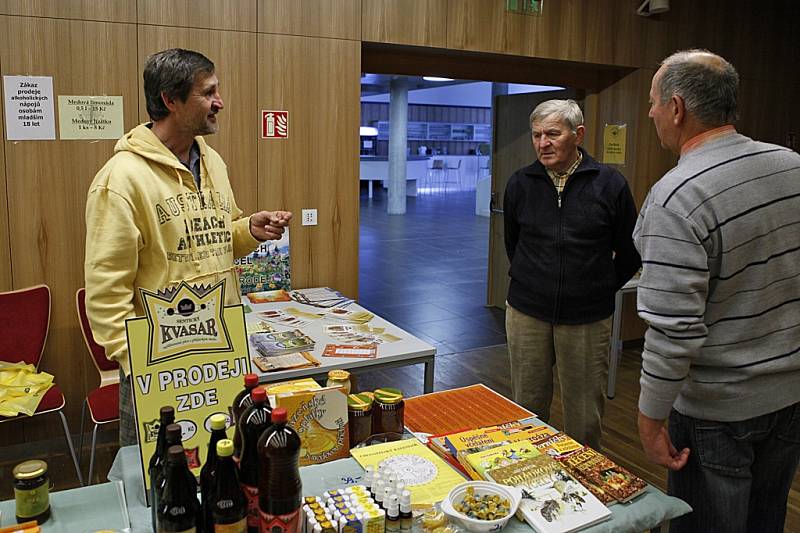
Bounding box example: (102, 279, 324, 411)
(667, 403, 800, 533)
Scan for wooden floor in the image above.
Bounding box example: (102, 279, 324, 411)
(3, 346, 800, 531)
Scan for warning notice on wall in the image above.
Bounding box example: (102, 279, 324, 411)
(3, 75, 56, 140)
(58, 95, 124, 140)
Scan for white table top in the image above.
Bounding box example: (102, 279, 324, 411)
(242, 292, 436, 383)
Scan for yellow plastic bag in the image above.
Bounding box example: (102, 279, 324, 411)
(0, 361, 55, 417)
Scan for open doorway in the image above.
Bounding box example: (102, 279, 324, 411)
(357, 75, 566, 356)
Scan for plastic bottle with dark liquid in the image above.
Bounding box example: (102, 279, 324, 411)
(231, 373, 259, 460)
(257, 407, 303, 532)
(238, 386, 272, 533)
(157, 445, 200, 532)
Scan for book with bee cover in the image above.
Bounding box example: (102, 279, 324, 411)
(486, 454, 611, 533)
(557, 446, 647, 504)
(274, 385, 349, 466)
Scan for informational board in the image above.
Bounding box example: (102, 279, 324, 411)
(603, 124, 627, 165)
(58, 95, 124, 140)
(126, 280, 251, 497)
(3, 75, 56, 140)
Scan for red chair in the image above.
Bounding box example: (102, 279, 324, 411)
(0, 285, 83, 485)
(76, 288, 120, 484)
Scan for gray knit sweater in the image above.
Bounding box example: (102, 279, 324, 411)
(634, 132, 800, 421)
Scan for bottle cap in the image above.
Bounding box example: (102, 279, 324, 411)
(395, 482, 406, 495)
(347, 392, 374, 411)
(166, 423, 182, 444)
(13, 460, 47, 480)
(373, 387, 403, 404)
(210, 413, 227, 430)
(272, 407, 288, 423)
(328, 369, 350, 381)
(167, 445, 185, 462)
(387, 494, 399, 515)
(251, 386, 267, 402)
(216, 439, 234, 457)
(400, 490, 411, 506)
(160, 405, 175, 419)
(245, 373, 259, 387)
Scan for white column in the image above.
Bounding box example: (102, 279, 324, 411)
(388, 76, 408, 215)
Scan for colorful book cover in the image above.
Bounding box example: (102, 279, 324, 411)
(487, 455, 611, 533)
(529, 432, 584, 460)
(274, 386, 349, 466)
(558, 447, 648, 504)
(464, 440, 542, 480)
(263, 377, 322, 395)
(350, 438, 466, 505)
(235, 231, 290, 295)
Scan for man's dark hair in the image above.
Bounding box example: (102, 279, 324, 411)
(143, 49, 215, 121)
(658, 49, 739, 127)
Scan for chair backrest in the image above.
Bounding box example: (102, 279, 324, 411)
(447, 160, 462, 170)
(0, 285, 50, 368)
(76, 288, 119, 387)
(432, 159, 445, 170)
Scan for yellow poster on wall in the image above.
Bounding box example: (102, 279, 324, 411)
(126, 280, 251, 497)
(603, 124, 627, 165)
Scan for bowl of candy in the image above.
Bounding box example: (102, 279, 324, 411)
(440, 481, 522, 532)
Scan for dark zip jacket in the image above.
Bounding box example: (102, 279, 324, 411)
(503, 149, 640, 324)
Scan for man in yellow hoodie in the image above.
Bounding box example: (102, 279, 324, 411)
(85, 49, 292, 445)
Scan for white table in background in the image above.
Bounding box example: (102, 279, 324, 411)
(244, 294, 437, 393)
(607, 276, 640, 399)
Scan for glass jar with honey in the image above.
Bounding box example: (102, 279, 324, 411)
(372, 387, 405, 435)
(13, 459, 51, 524)
(347, 392, 374, 448)
(326, 369, 352, 395)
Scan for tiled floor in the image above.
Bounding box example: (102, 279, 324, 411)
(358, 184, 507, 355)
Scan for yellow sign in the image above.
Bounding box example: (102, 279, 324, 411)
(603, 123, 627, 165)
(57, 95, 124, 140)
(127, 280, 251, 494)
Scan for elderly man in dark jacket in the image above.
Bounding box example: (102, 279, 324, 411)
(504, 99, 640, 450)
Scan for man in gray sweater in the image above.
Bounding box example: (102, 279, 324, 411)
(635, 49, 800, 532)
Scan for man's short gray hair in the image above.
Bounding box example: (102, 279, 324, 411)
(529, 99, 584, 132)
(657, 49, 739, 127)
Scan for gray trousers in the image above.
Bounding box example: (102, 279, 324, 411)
(119, 369, 137, 446)
(505, 303, 611, 450)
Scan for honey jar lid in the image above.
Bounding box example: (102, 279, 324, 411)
(347, 392, 374, 411)
(374, 387, 403, 404)
(328, 369, 350, 381)
(13, 459, 47, 480)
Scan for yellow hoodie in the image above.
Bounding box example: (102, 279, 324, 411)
(85, 124, 261, 374)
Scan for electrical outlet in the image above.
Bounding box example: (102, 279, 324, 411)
(301, 209, 318, 226)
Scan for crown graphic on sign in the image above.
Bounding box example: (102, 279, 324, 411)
(139, 280, 233, 366)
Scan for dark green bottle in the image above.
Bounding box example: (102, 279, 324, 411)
(157, 445, 200, 532)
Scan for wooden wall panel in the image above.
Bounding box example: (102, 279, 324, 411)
(259, 0, 360, 40)
(258, 34, 360, 298)
(362, 0, 447, 48)
(137, 0, 256, 32)
(447, 0, 646, 67)
(0, 16, 139, 440)
(0, 0, 135, 22)
(137, 25, 259, 215)
(0, 80, 10, 293)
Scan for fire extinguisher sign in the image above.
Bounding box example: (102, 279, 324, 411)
(261, 110, 288, 139)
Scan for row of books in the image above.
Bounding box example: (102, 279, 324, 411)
(425, 420, 647, 532)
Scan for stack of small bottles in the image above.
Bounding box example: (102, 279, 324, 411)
(147, 373, 304, 533)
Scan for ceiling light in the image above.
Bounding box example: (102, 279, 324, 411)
(360, 126, 379, 136)
(422, 76, 454, 82)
